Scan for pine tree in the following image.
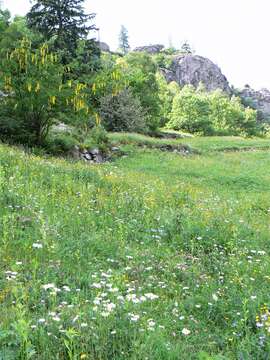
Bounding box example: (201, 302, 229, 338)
(27, 0, 97, 59)
(118, 25, 130, 54)
(180, 40, 193, 55)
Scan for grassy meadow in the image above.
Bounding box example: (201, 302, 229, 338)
(0, 136, 270, 359)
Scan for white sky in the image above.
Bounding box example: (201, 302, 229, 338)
(3, 0, 270, 89)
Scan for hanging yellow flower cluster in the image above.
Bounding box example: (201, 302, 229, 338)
(3, 38, 127, 123)
(7, 38, 31, 72)
(39, 43, 57, 67)
(7, 39, 58, 74)
(65, 81, 90, 114)
(4, 76, 12, 92)
(49, 96, 56, 106)
(4, 38, 62, 98)
(95, 113, 101, 126)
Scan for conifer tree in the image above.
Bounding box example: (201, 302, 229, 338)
(27, 0, 97, 59)
(118, 25, 130, 54)
(180, 40, 193, 55)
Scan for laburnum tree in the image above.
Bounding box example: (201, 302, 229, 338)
(27, 0, 98, 64)
(0, 39, 91, 145)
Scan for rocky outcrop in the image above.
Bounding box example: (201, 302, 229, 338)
(238, 86, 270, 120)
(133, 44, 164, 54)
(161, 54, 231, 94)
(98, 42, 110, 52)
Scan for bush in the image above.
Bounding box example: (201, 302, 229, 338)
(95, 52, 161, 132)
(124, 52, 161, 131)
(84, 125, 110, 153)
(168, 85, 213, 135)
(156, 73, 180, 126)
(99, 88, 147, 133)
(44, 134, 79, 155)
(153, 53, 173, 69)
(168, 85, 260, 136)
(209, 91, 259, 136)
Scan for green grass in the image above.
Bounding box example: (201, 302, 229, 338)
(0, 136, 270, 359)
(109, 132, 270, 153)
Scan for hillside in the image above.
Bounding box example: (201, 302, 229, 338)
(1, 136, 270, 359)
(1, 4, 270, 359)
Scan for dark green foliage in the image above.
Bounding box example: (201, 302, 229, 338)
(125, 52, 161, 130)
(118, 25, 130, 54)
(69, 39, 101, 81)
(27, 0, 97, 63)
(99, 88, 147, 132)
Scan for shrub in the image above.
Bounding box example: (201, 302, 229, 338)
(156, 73, 180, 126)
(95, 52, 161, 132)
(124, 52, 161, 131)
(44, 134, 79, 155)
(153, 53, 173, 69)
(209, 91, 259, 136)
(84, 125, 110, 153)
(99, 88, 147, 133)
(168, 85, 213, 135)
(168, 85, 260, 136)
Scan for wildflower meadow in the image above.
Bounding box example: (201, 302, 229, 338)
(0, 136, 270, 359)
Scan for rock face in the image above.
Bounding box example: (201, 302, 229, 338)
(238, 86, 270, 120)
(98, 42, 110, 52)
(161, 55, 231, 94)
(133, 44, 164, 54)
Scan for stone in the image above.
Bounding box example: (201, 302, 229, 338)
(52, 122, 73, 133)
(238, 85, 270, 120)
(94, 154, 104, 163)
(98, 42, 110, 52)
(133, 44, 164, 54)
(89, 148, 100, 156)
(69, 145, 80, 160)
(111, 146, 120, 152)
(159, 68, 176, 83)
(0, 90, 7, 97)
(17, 216, 32, 225)
(161, 54, 231, 94)
(83, 153, 92, 161)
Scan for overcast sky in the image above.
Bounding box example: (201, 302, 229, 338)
(2, 0, 270, 90)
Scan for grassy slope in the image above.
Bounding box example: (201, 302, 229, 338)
(0, 136, 270, 359)
(110, 132, 270, 154)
